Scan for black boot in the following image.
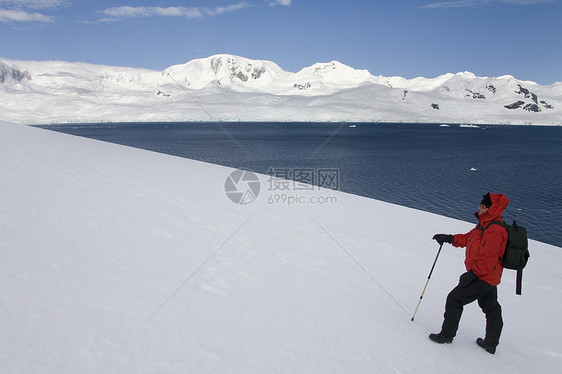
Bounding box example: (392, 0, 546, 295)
(429, 333, 453, 344)
(476, 338, 496, 354)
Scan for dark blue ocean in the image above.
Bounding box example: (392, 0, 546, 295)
(38, 122, 562, 247)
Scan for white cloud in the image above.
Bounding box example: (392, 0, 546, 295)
(205, 2, 252, 16)
(422, 1, 475, 8)
(101, 6, 149, 19)
(100, 6, 204, 22)
(0, 0, 67, 24)
(0, 7, 53, 22)
(269, 0, 292, 6)
(100, 6, 203, 22)
(100, 3, 252, 22)
(0, 0, 68, 9)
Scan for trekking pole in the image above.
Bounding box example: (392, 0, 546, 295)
(411, 243, 443, 321)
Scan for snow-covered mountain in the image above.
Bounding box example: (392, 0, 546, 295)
(162, 55, 291, 93)
(0, 54, 560, 125)
(0, 60, 31, 84)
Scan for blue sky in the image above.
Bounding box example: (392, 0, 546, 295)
(1, 0, 560, 84)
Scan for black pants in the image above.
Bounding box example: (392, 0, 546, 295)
(441, 279, 503, 347)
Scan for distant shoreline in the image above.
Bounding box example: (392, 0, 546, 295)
(30, 121, 562, 127)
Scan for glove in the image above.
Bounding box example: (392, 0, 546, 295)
(432, 234, 454, 245)
(459, 270, 477, 287)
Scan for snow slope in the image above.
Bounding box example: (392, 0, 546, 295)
(1, 55, 561, 125)
(1, 122, 561, 373)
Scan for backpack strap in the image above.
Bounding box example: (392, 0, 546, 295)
(516, 269, 523, 295)
(477, 220, 507, 233)
(483, 221, 508, 260)
(484, 220, 507, 231)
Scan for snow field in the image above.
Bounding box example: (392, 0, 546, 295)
(0, 122, 561, 373)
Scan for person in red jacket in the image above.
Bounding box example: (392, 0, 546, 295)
(430, 192, 509, 354)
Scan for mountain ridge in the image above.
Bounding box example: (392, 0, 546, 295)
(1, 54, 560, 125)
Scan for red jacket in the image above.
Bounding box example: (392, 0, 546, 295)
(452, 193, 509, 286)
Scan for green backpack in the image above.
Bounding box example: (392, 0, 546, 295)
(480, 220, 530, 295)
